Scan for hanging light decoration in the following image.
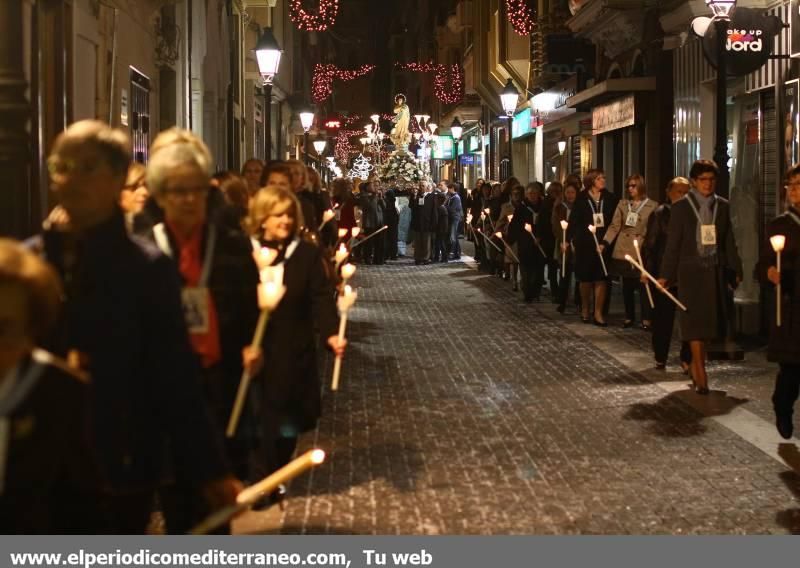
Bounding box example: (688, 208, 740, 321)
(312, 64, 376, 103)
(290, 0, 340, 32)
(395, 62, 465, 105)
(334, 129, 364, 166)
(505, 0, 537, 35)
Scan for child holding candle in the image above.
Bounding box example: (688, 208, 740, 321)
(757, 164, 800, 438)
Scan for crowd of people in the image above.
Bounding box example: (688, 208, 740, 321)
(464, 161, 798, 434)
(0, 116, 798, 534)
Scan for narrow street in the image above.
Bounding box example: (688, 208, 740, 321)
(231, 252, 800, 535)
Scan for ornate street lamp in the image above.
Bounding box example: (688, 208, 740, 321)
(558, 140, 567, 155)
(299, 109, 315, 166)
(500, 78, 520, 179)
(255, 27, 282, 161)
(450, 117, 463, 182)
(708, 0, 736, 197)
(313, 136, 327, 156)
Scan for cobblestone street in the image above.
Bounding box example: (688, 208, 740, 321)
(237, 251, 800, 535)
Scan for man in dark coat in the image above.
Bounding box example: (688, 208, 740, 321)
(32, 120, 238, 533)
(446, 181, 463, 259)
(757, 165, 800, 438)
(384, 186, 400, 260)
(411, 181, 438, 265)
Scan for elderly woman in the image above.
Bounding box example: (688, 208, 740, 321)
(757, 164, 800, 437)
(145, 130, 261, 531)
(567, 169, 618, 325)
(248, 186, 345, 492)
(600, 174, 657, 329)
(659, 160, 742, 394)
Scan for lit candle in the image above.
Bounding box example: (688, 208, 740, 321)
(352, 227, 361, 238)
(254, 246, 277, 271)
(334, 243, 349, 268)
(318, 209, 336, 231)
(190, 449, 326, 534)
(341, 262, 356, 283)
(331, 286, 358, 391)
(494, 231, 520, 263)
(506, 214, 513, 223)
(633, 239, 654, 309)
(588, 225, 608, 277)
(624, 254, 687, 311)
(560, 220, 568, 275)
(770, 234, 786, 327)
(350, 225, 388, 250)
(524, 223, 546, 257)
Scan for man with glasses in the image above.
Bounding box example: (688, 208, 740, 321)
(32, 120, 238, 533)
(658, 160, 742, 395)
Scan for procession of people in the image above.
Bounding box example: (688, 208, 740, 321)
(0, 117, 798, 534)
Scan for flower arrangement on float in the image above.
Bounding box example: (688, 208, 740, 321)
(377, 150, 426, 183)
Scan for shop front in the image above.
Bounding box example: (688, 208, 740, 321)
(511, 107, 536, 183)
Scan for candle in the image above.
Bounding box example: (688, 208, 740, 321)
(588, 225, 608, 277)
(227, 280, 286, 438)
(254, 247, 277, 271)
(560, 220, 568, 275)
(338, 228, 348, 239)
(624, 254, 687, 311)
(350, 225, 388, 250)
(331, 286, 358, 391)
(479, 230, 504, 254)
(494, 231, 520, 263)
(770, 234, 786, 327)
(318, 209, 336, 231)
(351, 227, 361, 238)
(341, 263, 356, 283)
(523, 223, 546, 257)
(506, 214, 513, 223)
(633, 239, 654, 309)
(190, 449, 326, 534)
(334, 244, 349, 268)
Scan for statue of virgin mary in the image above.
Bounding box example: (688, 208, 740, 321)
(390, 93, 411, 152)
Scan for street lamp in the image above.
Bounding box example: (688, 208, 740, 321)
(313, 136, 327, 155)
(450, 116, 462, 182)
(255, 27, 282, 161)
(708, 0, 736, 197)
(299, 109, 315, 166)
(558, 140, 567, 155)
(500, 78, 520, 179)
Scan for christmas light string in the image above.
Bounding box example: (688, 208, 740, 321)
(312, 64, 377, 103)
(395, 62, 464, 105)
(290, 0, 340, 32)
(505, 0, 536, 35)
(334, 129, 363, 165)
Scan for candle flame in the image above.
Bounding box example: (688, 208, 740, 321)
(323, 209, 335, 222)
(352, 227, 361, 238)
(494, 231, 502, 238)
(770, 234, 786, 252)
(633, 239, 639, 248)
(560, 220, 568, 230)
(338, 228, 348, 238)
(483, 208, 490, 215)
(310, 449, 326, 464)
(588, 225, 596, 233)
(341, 263, 356, 280)
(506, 214, 513, 222)
(524, 223, 533, 233)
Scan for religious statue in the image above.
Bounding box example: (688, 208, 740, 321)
(390, 93, 411, 152)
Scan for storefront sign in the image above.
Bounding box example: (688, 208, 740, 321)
(592, 95, 635, 135)
(532, 76, 577, 125)
(432, 135, 454, 160)
(460, 155, 481, 165)
(701, 7, 782, 76)
(512, 108, 534, 139)
(470, 136, 480, 152)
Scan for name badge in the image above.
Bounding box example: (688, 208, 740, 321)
(701, 225, 717, 246)
(593, 213, 605, 228)
(625, 212, 639, 228)
(181, 287, 211, 334)
(418, 198, 425, 206)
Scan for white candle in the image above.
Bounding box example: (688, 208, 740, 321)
(560, 220, 568, 275)
(624, 254, 687, 311)
(338, 228, 348, 239)
(523, 223, 546, 257)
(351, 227, 361, 238)
(633, 239, 654, 309)
(334, 243, 349, 268)
(770, 234, 786, 327)
(318, 209, 336, 231)
(588, 224, 608, 276)
(506, 214, 513, 223)
(350, 225, 388, 250)
(494, 231, 520, 263)
(331, 286, 358, 391)
(341, 263, 356, 282)
(254, 246, 277, 271)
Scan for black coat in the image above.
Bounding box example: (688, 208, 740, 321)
(0, 352, 100, 533)
(32, 211, 229, 492)
(659, 194, 742, 340)
(567, 190, 618, 282)
(537, 196, 556, 258)
(259, 239, 339, 438)
(508, 201, 545, 266)
(411, 192, 439, 233)
(756, 207, 800, 364)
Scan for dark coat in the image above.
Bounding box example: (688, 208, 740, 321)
(258, 239, 338, 438)
(643, 203, 672, 277)
(32, 211, 229, 492)
(508, 201, 545, 266)
(756, 207, 800, 364)
(384, 189, 399, 226)
(659, 194, 743, 341)
(412, 192, 438, 233)
(537, 196, 556, 258)
(446, 192, 463, 221)
(436, 204, 450, 236)
(567, 190, 618, 282)
(0, 352, 100, 533)
(359, 192, 386, 229)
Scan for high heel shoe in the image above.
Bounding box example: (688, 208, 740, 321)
(593, 318, 608, 327)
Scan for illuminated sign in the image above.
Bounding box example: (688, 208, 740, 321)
(432, 136, 454, 160)
(469, 136, 479, 152)
(512, 108, 534, 139)
(324, 120, 342, 129)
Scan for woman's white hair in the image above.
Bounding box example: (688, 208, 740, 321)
(146, 129, 212, 196)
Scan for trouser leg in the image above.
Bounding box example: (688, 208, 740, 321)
(651, 292, 676, 364)
(773, 363, 800, 418)
(622, 277, 637, 322)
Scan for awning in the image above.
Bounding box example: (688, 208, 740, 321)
(566, 77, 656, 109)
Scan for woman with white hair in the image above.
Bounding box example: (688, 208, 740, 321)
(145, 130, 262, 531)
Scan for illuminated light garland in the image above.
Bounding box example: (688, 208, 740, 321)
(312, 64, 377, 103)
(290, 0, 339, 32)
(395, 62, 465, 105)
(334, 129, 364, 166)
(505, 0, 536, 36)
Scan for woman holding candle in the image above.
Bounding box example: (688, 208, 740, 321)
(508, 185, 544, 301)
(248, 186, 345, 487)
(643, 177, 691, 371)
(566, 169, 618, 325)
(756, 165, 800, 437)
(659, 160, 743, 394)
(496, 185, 521, 289)
(553, 180, 579, 313)
(145, 132, 261, 532)
(600, 174, 657, 329)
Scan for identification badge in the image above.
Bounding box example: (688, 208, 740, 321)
(418, 198, 425, 206)
(701, 224, 717, 246)
(625, 212, 639, 227)
(593, 213, 605, 228)
(181, 287, 211, 334)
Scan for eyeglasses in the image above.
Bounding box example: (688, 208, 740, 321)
(163, 186, 210, 199)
